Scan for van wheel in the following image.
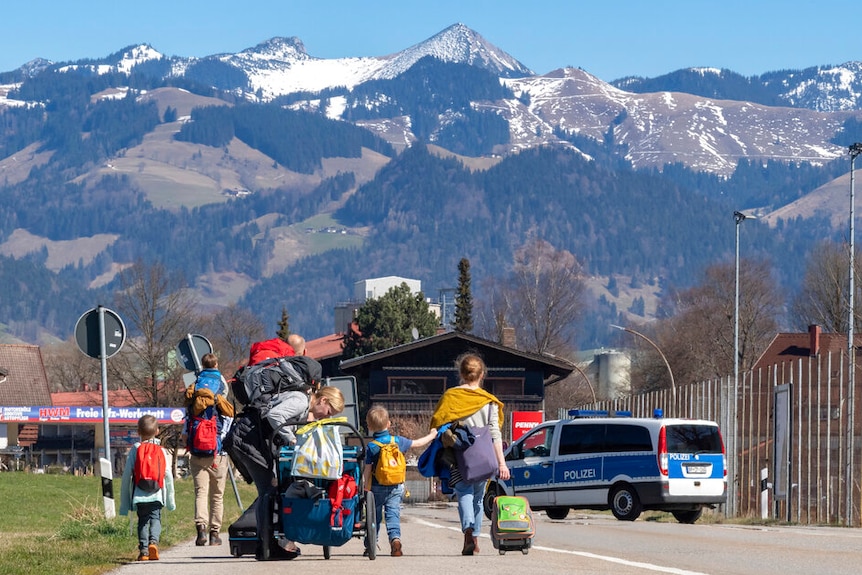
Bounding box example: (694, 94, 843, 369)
(545, 507, 569, 520)
(671, 509, 703, 524)
(483, 484, 500, 520)
(609, 484, 642, 521)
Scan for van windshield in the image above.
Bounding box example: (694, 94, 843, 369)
(665, 425, 722, 454)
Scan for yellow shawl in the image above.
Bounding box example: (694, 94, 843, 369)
(430, 387, 504, 429)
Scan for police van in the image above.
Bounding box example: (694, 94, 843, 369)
(485, 411, 726, 523)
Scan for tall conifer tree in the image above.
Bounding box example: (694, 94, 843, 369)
(455, 257, 474, 332)
(276, 307, 290, 340)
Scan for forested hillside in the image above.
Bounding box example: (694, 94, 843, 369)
(241, 145, 838, 347)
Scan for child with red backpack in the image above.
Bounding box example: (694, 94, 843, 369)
(362, 405, 437, 557)
(120, 415, 176, 561)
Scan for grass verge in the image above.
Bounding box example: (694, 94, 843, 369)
(0, 471, 256, 575)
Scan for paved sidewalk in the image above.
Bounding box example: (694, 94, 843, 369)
(104, 504, 559, 575)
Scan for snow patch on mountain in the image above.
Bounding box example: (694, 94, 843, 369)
(116, 45, 163, 74)
(210, 23, 531, 100)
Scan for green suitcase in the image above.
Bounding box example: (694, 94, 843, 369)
(491, 495, 534, 554)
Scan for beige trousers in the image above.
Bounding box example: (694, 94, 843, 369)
(190, 453, 229, 532)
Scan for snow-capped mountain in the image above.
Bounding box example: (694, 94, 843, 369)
(3, 23, 861, 178)
(497, 67, 851, 176)
(182, 23, 532, 101)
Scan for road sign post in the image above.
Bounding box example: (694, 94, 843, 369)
(75, 305, 126, 519)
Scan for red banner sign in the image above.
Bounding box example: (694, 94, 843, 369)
(511, 411, 544, 441)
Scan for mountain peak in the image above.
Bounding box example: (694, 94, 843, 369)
(242, 37, 309, 61)
(378, 22, 533, 79)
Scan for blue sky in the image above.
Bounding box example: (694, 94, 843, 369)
(2, 1, 859, 81)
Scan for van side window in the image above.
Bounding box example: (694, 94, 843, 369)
(559, 423, 605, 455)
(520, 426, 554, 458)
(605, 424, 652, 452)
(666, 425, 722, 453)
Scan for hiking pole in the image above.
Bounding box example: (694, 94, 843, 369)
(227, 460, 244, 512)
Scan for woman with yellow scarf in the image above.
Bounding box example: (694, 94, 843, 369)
(430, 353, 510, 555)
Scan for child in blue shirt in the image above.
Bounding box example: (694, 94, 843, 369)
(362, 404, 436, 557)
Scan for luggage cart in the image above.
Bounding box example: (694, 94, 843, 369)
(257, 418, 377, 560)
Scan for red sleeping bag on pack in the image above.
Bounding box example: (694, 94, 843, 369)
(247, 338, 295, 366)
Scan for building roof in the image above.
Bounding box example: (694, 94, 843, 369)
(0, 344, 53, 406)
(339, 330, 574, 384)
(305, 333, 345, 361)
(752, 328, 861, 372)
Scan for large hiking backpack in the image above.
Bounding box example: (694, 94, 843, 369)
(372, 438, 407, 486)
(188, 404, 222, 456)
(134, 441, 166, 492)
(231, 355, 322, 411)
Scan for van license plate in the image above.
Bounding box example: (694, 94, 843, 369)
(685, 464, 709, 475)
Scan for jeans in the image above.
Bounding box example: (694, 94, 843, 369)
(371, 482, 405, 542)
(453, 479, 486, 534)
(190, 453, 228, 532)
(136, 501, 163, 552)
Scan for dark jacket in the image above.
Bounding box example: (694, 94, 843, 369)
(223, 407, 272, 483)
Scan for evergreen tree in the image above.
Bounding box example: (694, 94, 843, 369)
(455, 257, 473, 332)
(276, 307, 290, 340)
(341, 283, 439, 360)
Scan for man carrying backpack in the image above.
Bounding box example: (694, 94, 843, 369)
(183, 353, 234, 546)
(362, 405, 437, 557)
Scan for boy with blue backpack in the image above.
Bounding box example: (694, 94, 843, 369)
(184, 353, 234, 546)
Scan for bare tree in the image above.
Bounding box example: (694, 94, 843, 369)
(110, 260, 198, 406)
(645, 258, 782, 386)
(790, 240, 862, 332)
(41, 339, 101, 392)
(510, 239, 586, 355)
(198, 303, 266, 374)
(474, 274, 514, 344)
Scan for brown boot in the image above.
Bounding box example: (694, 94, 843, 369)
(472, 535, 479, 554)
(461, 528, 475, 555)
(195, 525, 207, 546)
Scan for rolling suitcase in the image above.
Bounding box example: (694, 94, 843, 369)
(490, 495, 534, 554)
(228, 498, 259, 557)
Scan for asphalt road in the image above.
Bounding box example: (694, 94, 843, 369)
(106, 503, 862, 575)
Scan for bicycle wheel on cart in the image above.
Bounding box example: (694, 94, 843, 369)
(364, 490, 377, 560)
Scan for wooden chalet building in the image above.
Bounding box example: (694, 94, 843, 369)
(338, 331, 573, 440)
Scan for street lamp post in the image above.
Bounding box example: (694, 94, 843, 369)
(734, 211, 756, 408)
(846, 143, 862, 525)
(541, 352, 597, 405)
(569, 362, 597, 405)
(732, 210, 755, 520)
(610, 324, 675, 413)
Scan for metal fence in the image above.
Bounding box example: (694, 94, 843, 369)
(569, 350, 862, 526)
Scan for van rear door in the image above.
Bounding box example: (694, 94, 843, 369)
(663, 423, 725, 496)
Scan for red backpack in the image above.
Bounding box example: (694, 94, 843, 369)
(328, 472, 357, 527)
(134, 441, 166, 492)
